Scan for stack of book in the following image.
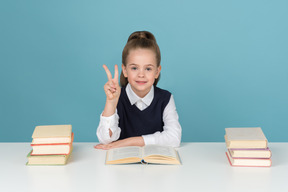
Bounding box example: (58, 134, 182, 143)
(26, 125, 73, 165)
(225, 127, 272, 167)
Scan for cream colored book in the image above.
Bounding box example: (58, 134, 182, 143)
(106, 145, 181, 165)
(228, 148, 272, 158)
(26, 147, 72, 166)
(32, 125, 72, 144)
(225, 127, 268, 149)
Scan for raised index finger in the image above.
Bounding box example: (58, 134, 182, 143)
(103, 64, 113, 81)
(114, 65, 119, 82)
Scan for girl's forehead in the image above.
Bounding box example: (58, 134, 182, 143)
(128, 48, 156, 56)
(127, 48, 157, 65)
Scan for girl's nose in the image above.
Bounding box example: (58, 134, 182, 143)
(138, 69, 145, 77)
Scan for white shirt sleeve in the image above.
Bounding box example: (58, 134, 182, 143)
(96, 111, 121, 144)
(142, 95, 182, 147)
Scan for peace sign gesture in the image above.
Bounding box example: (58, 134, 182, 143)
(103, 64, 121, 102)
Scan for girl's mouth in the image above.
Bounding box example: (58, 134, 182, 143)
(136, 81, 147, 85)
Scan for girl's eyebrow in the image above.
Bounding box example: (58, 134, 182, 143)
(127, 63, 138, 66)
(127, 63, 155, 67)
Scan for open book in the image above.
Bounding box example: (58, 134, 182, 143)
(106, 145, 181, 165)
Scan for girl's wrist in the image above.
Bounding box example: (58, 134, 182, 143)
(105, 99, 118, 110)
(106, 98, 118, 105)
(128, 137, 145, 147)
(102, 99, 117, 117)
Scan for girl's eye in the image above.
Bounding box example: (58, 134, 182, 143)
(146, 68, 152, 71)
(131, 67, 137, 70)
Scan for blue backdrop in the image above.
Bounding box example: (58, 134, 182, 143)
(1, 0, 287, 142)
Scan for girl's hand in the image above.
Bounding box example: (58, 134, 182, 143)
(103, 64, 121, 103)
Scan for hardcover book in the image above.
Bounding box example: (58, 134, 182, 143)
(106, 145, 181, 165)
(32, 125, 72, 144)
(226, 151, 271, 167)
(225, 127, 268, 149)
(228, 147, 272, 158)
(26, 148, 72, 165)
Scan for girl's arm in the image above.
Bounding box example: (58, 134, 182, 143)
(96, 65, 121, 144)
(94, 136, 144, 150)
(96, 111, 121, 144)
(142, 95, 182, 147)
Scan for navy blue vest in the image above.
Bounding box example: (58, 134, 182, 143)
(117, 86, 171, 140)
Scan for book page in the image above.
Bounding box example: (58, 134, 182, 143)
(107, 146, 142, 161)
(143, 145, 177, 158)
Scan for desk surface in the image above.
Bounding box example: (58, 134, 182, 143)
(0, 142, 287, 192)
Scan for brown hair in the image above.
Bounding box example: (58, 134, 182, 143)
(120, 31, 161, 87)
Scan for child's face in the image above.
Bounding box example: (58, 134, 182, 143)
(122, 48, 161, 98)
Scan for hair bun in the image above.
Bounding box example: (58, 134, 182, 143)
(127, 31, 157, 43)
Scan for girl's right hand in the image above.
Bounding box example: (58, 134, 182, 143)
(103, 64, 121, 103)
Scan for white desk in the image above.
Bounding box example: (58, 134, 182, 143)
(0, 143, 287, 192)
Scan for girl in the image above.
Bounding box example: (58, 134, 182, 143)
(95, 31, 182, 150)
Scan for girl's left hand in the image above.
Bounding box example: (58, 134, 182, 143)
(94, 137, 144, 150)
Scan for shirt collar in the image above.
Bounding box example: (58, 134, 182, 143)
(125, 83, 154, 106)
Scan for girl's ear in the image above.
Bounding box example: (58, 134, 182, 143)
(155, 65, 161, 78)
(122, 64, 128, 77)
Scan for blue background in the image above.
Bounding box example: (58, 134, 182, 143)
(1, 0, 287, 142)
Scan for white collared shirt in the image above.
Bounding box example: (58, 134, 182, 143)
(96, 84, 182, 147)
(126, 83, 154, 111)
